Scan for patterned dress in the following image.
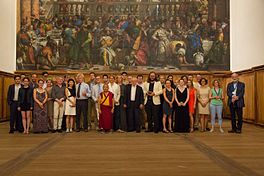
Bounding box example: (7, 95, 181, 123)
(33, 90, 48, 133)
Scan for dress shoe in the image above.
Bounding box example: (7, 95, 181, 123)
(136, 130, 141, 133)
(9, 130, 14, 134)
(76, 129, 80, 132)
(236, 129, 242, 134)
(228, 130, 236, 133)
(57, 129, 62, 133)
(145, 129, 153, 133)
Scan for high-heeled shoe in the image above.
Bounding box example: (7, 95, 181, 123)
(162, 129, 169, 133)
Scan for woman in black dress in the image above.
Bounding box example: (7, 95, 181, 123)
(174, 79, 190, 133)
(18, 77, 34, 134)
(162, 79, 175, 133)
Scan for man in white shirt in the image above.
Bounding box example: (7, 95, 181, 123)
(102, 74, 109, 84)
(7, 75, 23, 133)
(137, 75, 146, 130)
(87, 72, 96, 130)
(42, 71, 49, 89)
(124, 77, 144, 132)
(108, 75, 121, 131)
(137, 75, 144, 88)
(91, 75, 103, 130)
(143, 72, 163, 133)
(76, 73, 91, 132)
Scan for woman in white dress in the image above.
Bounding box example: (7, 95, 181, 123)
(64, 79, 76, 132)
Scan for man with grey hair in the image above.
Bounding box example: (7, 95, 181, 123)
(91, 75, 103, 130)
(124, 77, 144, 132)
(227, 73, 245, 134)
(76, 73, 91, 132)
(52, 76, 66, 133)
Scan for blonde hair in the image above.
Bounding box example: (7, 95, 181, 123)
(76, 73, 84, 79)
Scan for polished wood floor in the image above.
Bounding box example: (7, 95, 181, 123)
(0, 120, 264, 176)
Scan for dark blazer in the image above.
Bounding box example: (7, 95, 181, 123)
(18, 87, 34, 108)
(124, 84, 144, 108)
(29, 82, 38, 89)
(227, 81, 245, 108)
(7, 84, 23, 105)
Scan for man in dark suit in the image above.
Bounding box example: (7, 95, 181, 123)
(29, 74, 38, 89)
(124, 77, 144, 132)
(7, 75, 23, 133)
(227, 73, 245, 134)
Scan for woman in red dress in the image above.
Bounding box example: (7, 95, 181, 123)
(98, 84, 115, 133)
(187, 80, 197, 132)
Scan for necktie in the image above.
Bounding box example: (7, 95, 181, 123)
(77, 83, 81, 98)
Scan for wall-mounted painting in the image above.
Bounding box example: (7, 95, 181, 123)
(16, 0, 230, 71)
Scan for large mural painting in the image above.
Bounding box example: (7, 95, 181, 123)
(16, 0, 230, 71)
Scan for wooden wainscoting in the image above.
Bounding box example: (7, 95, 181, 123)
(0, 71, 14, 122)
(226, 65, 264, 126)
(255, 66, 264, 124)
(13, 66, 264, 126)
(14, 70, 230, 82)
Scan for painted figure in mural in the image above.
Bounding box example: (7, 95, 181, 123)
(81, 24, 93, 68)
(152, 22, 172, 66)
(207, 27, 225, 64)
(186, 30, 204, 64)
(100, 36, 116, 67)
(133, 21, 149, 66)
(68, 28, 80, 69)
(75, 25, 88, 69)
(16, 0, 230, 71)
(37, 36, 56, 70)
(17, 26, 35, 65)
(92, 20, 102, 64)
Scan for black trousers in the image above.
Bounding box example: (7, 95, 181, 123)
(76, 99, 88, 130)
(113, 105, 121, 131)
(229, 105, 243, 131)
(145, 100, 160, 132)
(127, 102, 141, 132)
(10, 101, 23, 132)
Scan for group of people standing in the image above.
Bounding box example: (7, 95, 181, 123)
(7, 71, 245, 134)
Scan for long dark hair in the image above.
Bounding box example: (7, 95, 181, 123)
(68, 78, 76, 90)
(147, 71, 157, 83)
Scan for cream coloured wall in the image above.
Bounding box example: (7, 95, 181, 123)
(230, 0, 264, 71)
(0, 0, 16, 73)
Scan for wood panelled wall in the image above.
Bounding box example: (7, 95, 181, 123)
(0, 71, 15, 122)
(9, 65, 264, 126)
(222, 65, 264, 125)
